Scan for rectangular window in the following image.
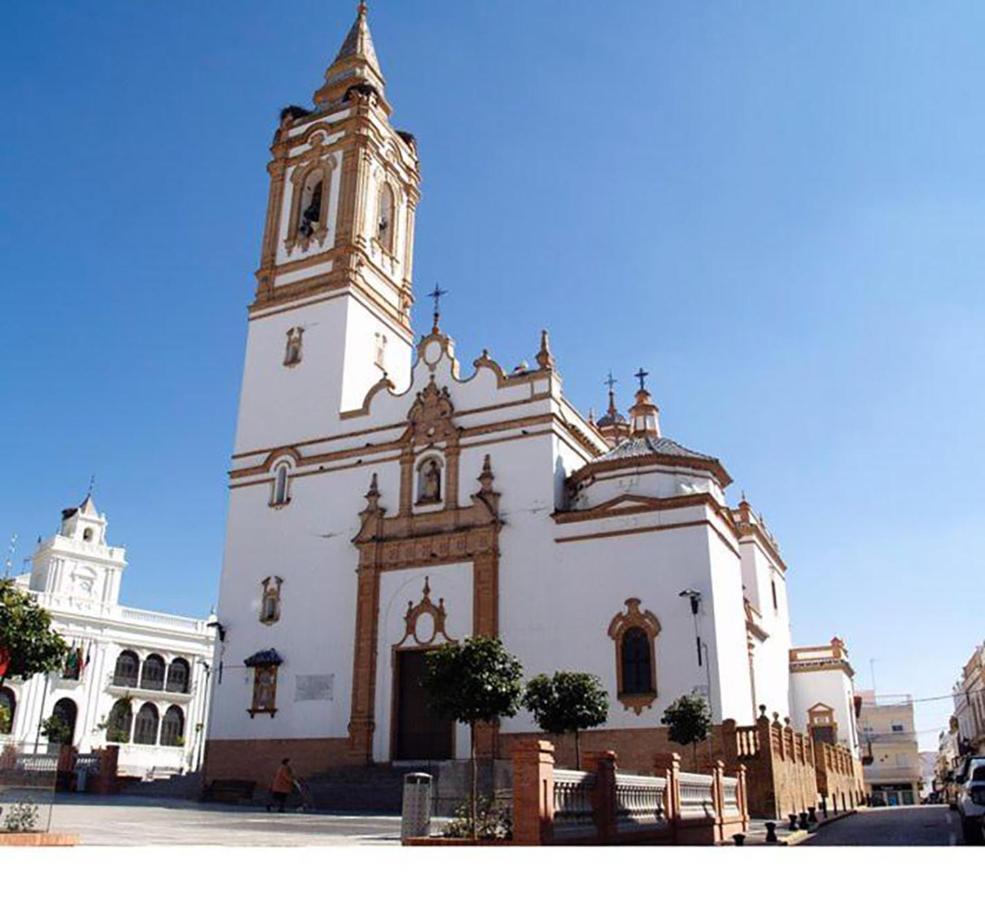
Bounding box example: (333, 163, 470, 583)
(891, 724, 904, 733)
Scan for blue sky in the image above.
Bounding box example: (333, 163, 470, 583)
(2, 1, 983, 748)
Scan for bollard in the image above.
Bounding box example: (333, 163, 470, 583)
(820, 797, 827, 819)
(765, 821, 778, 843)
(401, 772, 432, 840)
(733, 833, 746, 846)
(808, 806, 817, 823)
(788, 813, 799, 831)
(799, 812, 809, 830)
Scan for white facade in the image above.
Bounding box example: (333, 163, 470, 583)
(1, 498, 216, 778)
(206, 6, 860, 780)
(789, 640, 861, 756)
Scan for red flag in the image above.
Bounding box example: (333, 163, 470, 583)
(0, 647, 9, 678)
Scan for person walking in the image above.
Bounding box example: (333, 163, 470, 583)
(267, 758, 296, 813)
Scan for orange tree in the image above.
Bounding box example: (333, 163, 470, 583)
(0, 579, 68, 688)
(422, 636, 523, 839)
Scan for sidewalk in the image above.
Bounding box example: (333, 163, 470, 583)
(736, 811, 858, 846)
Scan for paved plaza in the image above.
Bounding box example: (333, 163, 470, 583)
(48, 796, 402, 846)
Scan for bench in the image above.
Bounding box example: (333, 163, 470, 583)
(202, 778, 257, 804)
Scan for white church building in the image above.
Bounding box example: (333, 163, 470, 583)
(1, 497, 216, 778)
(206, 5, 861, 782)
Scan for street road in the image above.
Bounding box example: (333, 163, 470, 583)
(804, 805, 963, 846)
(49, 795, 402, 846)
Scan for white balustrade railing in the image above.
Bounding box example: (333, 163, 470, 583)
(552, 769, 597, 838)
(614, 772, 668, 832)
(118, 606, 207, 633)
(678, 772, 715, 820)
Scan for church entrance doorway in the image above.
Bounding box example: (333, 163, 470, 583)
(393, 650, 453, 761)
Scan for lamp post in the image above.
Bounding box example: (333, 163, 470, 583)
(195, 660, 212, 772)
(679, 590, 703, 666)
(680, 589, 715, 766)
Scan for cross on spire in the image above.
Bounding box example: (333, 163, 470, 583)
(604, 371, 617, 392)
(634, 368, 649, 392)
(428, 282, 448, 334)
(87, 474, 96, 497)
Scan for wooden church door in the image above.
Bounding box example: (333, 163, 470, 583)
(394, 650, 454, 761)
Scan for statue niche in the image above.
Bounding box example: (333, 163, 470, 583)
(416, 457, 443, 505)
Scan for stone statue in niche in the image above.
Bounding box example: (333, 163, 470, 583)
(260, 576, 282, 624)
(418, 459, 442, 504)
(283, 327, 304, 367)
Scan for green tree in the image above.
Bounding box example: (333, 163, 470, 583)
(0, 580, 68, 688)
(421, 636, 524, 840)
(661, 692, 712, 770)
(523, 671, 609, 769)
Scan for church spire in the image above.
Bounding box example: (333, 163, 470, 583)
(628, 368, 661, 438)
(314, 2, 387, 109)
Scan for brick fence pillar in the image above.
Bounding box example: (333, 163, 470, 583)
(94, 745, 120, 795)
(512, 739, 555, 846)
(655, 751, 681, 842)
(584, 750, 617, 843)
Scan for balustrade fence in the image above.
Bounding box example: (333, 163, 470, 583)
(512, 740, 748, 846)
(0, 743, 57, 834)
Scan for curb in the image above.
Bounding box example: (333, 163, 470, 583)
(784, 809, 858, 845)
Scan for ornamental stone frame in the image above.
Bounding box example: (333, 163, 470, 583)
(349, 384, 502, 764)
(608, 598, 661, 715)
(284, 143, 338, 254)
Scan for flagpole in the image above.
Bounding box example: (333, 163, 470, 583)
(34, 672, 51, 753)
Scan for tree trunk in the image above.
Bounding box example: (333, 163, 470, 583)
(574, 730, 581, 770)
(692, 741, 698, 771)
(470, 724, 478, 842)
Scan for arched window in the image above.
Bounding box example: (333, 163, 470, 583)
(141, 654, 166, 690)
(166, 658, 190, 694)
(377, 183, 396, 253)
(285, 157, 336, 252)
(50, 698, 78, 746)
(113, 650, 140, 688)
(608, 599, 661, 714)
(271, 462, 291, 507)
(133, 703, 160, 745)
(416, 456, 443, 505)
(106, 699, 133, 743)
(0, 687, 15, 734)
(160, 706, 185, 747)
(622, 628, 653, 695)
(83, 527, 93, 542)
(298, 175, 324, 238)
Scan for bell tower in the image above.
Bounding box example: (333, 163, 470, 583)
(235, 3, 421, 450)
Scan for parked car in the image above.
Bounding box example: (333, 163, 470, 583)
(956, 758, 985, 844)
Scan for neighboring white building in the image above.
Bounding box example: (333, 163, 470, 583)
(205, 5, 861, 783)
(789, 638, 862, 757)
(856, 690, 923, 806)
(953, 644, 985, 758)
(0, 496, 216, 778)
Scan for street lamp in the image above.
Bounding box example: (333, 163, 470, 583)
(679, 590, 703, 664)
